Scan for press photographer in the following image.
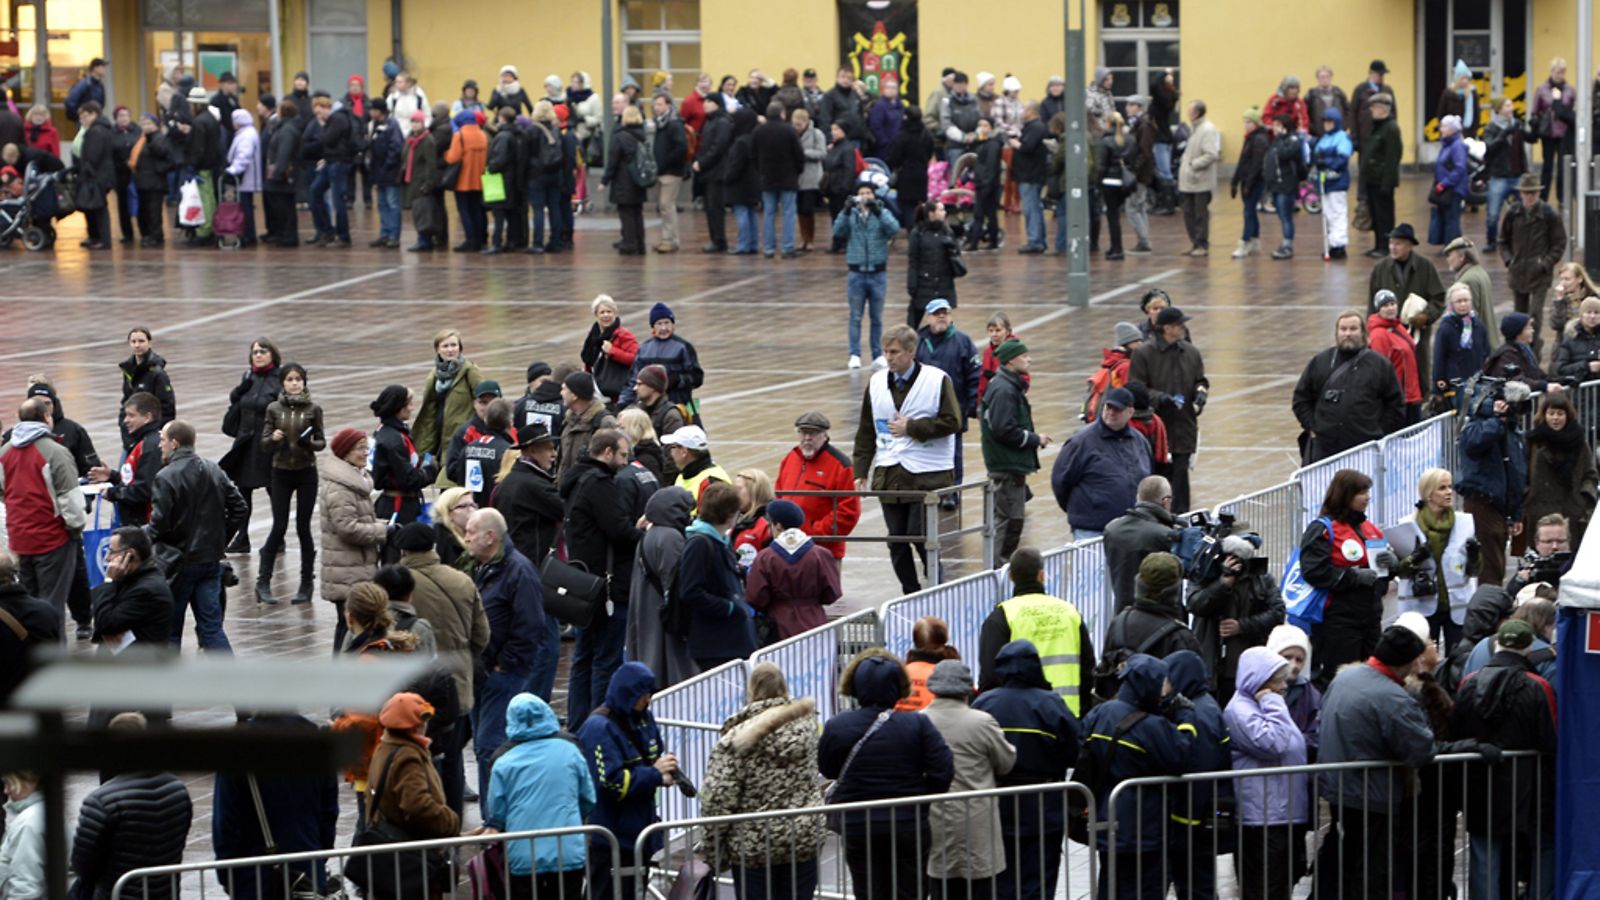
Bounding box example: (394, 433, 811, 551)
(1506, 513, 1576, 596)
(1185, 534, 1284, 703)
(833, 171, 902, 370)
(1456, 375, 1531, 586)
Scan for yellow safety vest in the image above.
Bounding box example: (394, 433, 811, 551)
(999, 592, 1087, 716)
(674, 463, 731, 514)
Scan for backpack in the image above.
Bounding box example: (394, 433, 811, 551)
(627, 132, 659, 188)
(1081, 356, 1127, 423)
(534, 124, 563, 174)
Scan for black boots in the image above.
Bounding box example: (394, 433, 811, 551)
(292, 552, 316, 605)
(255, 549, 278, 604)
(226, 530, 251, 554)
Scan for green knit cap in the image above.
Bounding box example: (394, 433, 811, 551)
(996, 339, 1029, 364)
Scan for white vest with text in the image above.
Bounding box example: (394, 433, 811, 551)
(869, 363, 956, 474)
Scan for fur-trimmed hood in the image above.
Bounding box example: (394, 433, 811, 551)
(720, 697, 818, 760)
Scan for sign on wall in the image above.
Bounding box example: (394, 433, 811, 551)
(838, 0, 918, 100)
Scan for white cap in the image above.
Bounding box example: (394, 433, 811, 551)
(975, 71, 996, 88)
(545, 74, 563, 90)
(500, 64, 519, 78)
(1003, 75, 1022, 94)
(1394, 611, 1431, 644)
(661, 425, 709, 451)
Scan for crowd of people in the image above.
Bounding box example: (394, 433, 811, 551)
(0, 51, 1594, 900)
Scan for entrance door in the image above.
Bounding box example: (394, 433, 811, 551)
(1423, 0, 1526, 143)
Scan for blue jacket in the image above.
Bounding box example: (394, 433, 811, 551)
(1079, 654, 1194, 851)
(620, 335, 704, 407)
(1456, 393, 1527, 519)
(1435, 131, 1470, 197)
(833, 203, 901, 270)
(367, 118, 405, 186)
(1166, 650, 1233, 821)
(211, 716, 339, 899)
(972, 641, 1081, 834)
(1313, 109, 1353, 192)
(917, 325, 981, 419)
(1050, 420, 1151, 532)
(867, 98, 906, 156)
(472, 540, 547, 677)
(65, 75, 105, 121)
(676, 521, 759, 661)
(488, 694, 595, 874)
(1432, 312, 1492, 393)
(575, 662, 666, 846)
(819, 654, 954, 833)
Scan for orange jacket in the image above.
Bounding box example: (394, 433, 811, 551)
(445, 124, 489, 192)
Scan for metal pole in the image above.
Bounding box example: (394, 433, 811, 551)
(30, 0, 49, 111)
(268, 0, 284, 100)
(600, 0, 615, 152)
(925, 496, 942, 586)
(1575, 0, 1592, 254)
(1064, 0, 1089, 306)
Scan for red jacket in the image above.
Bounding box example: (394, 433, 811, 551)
(1262, 93, 1310, 133)
(0, 429, 75, 555)
(977, 331, 1030, 406)
(680, 91, 707, 135)
(735, 441, 860, 560)
(745, 530, 842, 640)
(1130, 411, 1171, 467)
(1367, 313, 1422, 403)
(1083, 347, 1133, 422)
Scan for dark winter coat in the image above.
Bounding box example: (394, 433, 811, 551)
(885, 119, 934, 208)
(722, 112, 762, 206)
(819, 85, 866, 144)
(1483, 340, 1550, 392)
(318, 108, 359, 164)
(971, 640, 1081, 805)
(1127, 335, 1207, 454)
(489, 87, 533, 117)
(90, 561, 173, 649)
(1263, 130, 1306, 196)
(822, 137, 857, 197)
(221, 367, 283, 490)
(513, 382, 566, 448)
(1231, 127, 1272, 194)
(574, 663, 667, 845)
(0, 583, 59, 702)
(106, 422, 162, 526)
(1102, 587, 1204, 661)
(906, 219, 962, 306)
(560, 455, 644, 607)
(971, 134, 1004, 191)
(1318, 661, 1436, 812)
(75, 116, 115, 210)
(149, 448, 248, 566)
(1297, 509, 1386, 645)
(1554, 321, 1600, 381)
(1165, 650, 1234, 815)
(818, 654, 954, 833)
(1523, 420, 1598, 535)
(260, 391, 326, 472)
(64, 75, 106, 121)
(744, 530, 841, 639)
(1078, 654, 1195, 851)
(366, 117, 404, 186)
(916, 325, 981, 418)
(71, 772, 193, 900)
(1499, 197, 1567, 295)
(676, 523, 758, 661)
(751, 118, 804, 192)
(1359, 115, 1402, 189)
(1449, 650, 1557, 835)
(695, 105, 734, 179)
(1103, 501, 1181, 611)
(186, 109, 226, 171)
(19, 385, 99, 477)
(1012, 117, 1050, 184)
(602, 123, 647, 206)
(1432, 313, 1494, 392)
(1187, 571, 1285, 691)
(119, 351, 176, 443)
(621, 336, 704, 406)
(1050, 420, 1152, 533)
(653, 112, 688, 177)
(132, 130, 176, 192)
(978, 366, 1041, 476)
(264, 117, 301, 191)
(1482, 116, 1530, 179)
(492, 457, 563, 565)
(467, 540, 546, 677)
(867, 97, 906, 156)
(1291, 346, 1405, 458)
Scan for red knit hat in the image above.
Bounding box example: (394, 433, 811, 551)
(330, 427, 365, 459)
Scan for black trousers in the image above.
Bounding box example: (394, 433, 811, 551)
(83, 206, 110, 243)
(1316, 806, 1396, 900)
(1367, 185, 1396, 251)
(262, 190, 298, 244)
(882, 500, 928, 595)
(703, 178, 728, 248)
(1311, 601, 1381, 691)
(970, 184, 1001, 246)
(843, 829, 925, 900)
(136, 189, 166, 241)
(1181, 191, 1211, 249)
(1168, 451, 1192, 514)
(1234, 824, 1303, 900)
(454, 190, 486, 248)
(1103, 192, 1125, 254)
(617, 203, 645, 251)
(428, 188, 450, 244)
(115, 169, 134, 240)
(508, 870, 584, 900)
(433, 713, 469, 817)
(263, 467, 317, 558)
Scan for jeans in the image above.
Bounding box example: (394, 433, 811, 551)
(309, 163, 351, 240)
(236, 191, 257, 244)
(1019, 182, 1046, 248)
(376, 183, 402, 239)
(761, 189, 797, 253)
(565, 604, 627, 731)
(263, 467, 317, 558)
(1055, 194, 1069, 252)
(1486, 176, 1518, 244)
(1272, 191, 1296, 242)
(170, 562, 233, 652)
(846, 270, 887, 358)
(1241, 181, 1264, 240)
(20, 538, 80, 635)
(528, 173, 562, 248)
(1470, 831, 1555, 900)
(473, 668, 525, 818)
(454, 190, 486, 248)
(732, 204, 759, 252)
(525, 615, 562, 702)
(1428, 193, 1462, 245)
(1153, 141, 1174, 185)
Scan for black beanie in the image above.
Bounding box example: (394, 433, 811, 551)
(564, 371, 596, 402)
(394, 522, 436, 552)
(1372, 625, 1427, 668)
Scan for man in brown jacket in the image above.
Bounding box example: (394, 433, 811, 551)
(853, 325, 962, 594)
(1500, 172, 1568, 357)
(395, 522, 488, 816)
(1128, 307, 1208, 514)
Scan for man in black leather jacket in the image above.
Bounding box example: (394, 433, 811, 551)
(147, 420, 247, 652)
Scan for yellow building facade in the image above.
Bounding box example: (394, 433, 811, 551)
(2, 0, 1597, 163)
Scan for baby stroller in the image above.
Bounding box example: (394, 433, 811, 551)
(0, 163, 64, 251)
(862, 157, 902, 222)
(937, 152, 1004, 246)
(213, 173, 244, 250)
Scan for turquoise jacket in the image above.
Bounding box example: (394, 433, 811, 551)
(487, 694, 595, 874)
(833, 203, 901, 270)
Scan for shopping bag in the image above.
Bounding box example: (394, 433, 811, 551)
(1282, 516, 1332, 631)
(178, 178, 206, 227)
(481, 170, 506, 205)
(82, 493, 117, 589)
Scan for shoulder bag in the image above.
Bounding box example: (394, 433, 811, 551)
(539, 516, 607, 629)
(344, 749, 449, 899)
(822, 708, 893, 832)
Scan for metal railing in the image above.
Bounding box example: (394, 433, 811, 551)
(749, 608, 881, 722)
(1214, 481, 1302, 581)
(111, 824, 622, 900)
(879, 570, 1003, 670)
(649, 659, 749, 821)
(776, 479, 998, 581)
(1103, 750, 1549, 900)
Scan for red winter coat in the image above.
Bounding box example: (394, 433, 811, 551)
(745, 531, 842, 640)
(1367, 314, 1422, 404)
(1084, 347, 1133, 423)
(1262, 93, 1310, 133)
(1130, 412, 1171, 467)
(735, 441, 860, 561)
(977, 332, 1031, 406)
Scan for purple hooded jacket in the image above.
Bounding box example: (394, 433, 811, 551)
(1223, 647, 1308, 826)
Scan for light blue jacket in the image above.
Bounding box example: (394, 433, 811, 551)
(487, 694, 596, 874)
(1313, 108, 1353, 193)
(833, 204, 901, 270)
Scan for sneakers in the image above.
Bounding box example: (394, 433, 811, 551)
(871, 355, 888, 371)
(1128, 242, 1152, 254)
(848, 355, 862, 370)
(1230, 240, 1250, 259)
(1271, 242, 1294, 260)
(1187, 246, 1209, 257)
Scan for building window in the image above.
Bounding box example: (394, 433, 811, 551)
(1099, 0, 1178, 115)
(5, 0, 106, 106)
(622, 0, 700, 90)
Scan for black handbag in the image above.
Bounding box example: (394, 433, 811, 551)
(344, 750, 450, 899)
(539, 519, 607, 628)
(440, 160, 463, 192)
(948, 242, 968, 279)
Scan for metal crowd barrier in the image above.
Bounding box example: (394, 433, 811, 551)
(649, 659, 749, 820)
(111, 824, 623, 900)
(633, 781, 1099, 900)
(1294, 441, 1387, 527)
(1104, 750, 1549, 900)
(749, 608, 882, 722)
(1375, 414, 1456, 525)
(879, 570, 1004, 674)
(1214, 481, 1302, 581)
(777, 479, 998, 583)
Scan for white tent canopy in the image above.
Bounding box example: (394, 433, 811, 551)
(1557, 516, 1600, 609)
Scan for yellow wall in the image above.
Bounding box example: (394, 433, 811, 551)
(1530, 0, 1600, 93)
(698, 0, 835, 87)
(394, 0, 605, 106)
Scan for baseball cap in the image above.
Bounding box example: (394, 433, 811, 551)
(925, 298, 952, 314)
(1103, 387, 1134, 410)
(661, 425, 709, 451)
(473, 380, 502, 398)
(1155, 306, 1191, 326)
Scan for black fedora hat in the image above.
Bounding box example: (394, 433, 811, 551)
(1388, 223, 1419, 245)
(512, 422, 556, 449)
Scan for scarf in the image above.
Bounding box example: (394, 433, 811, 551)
(128, 133, 148, 172)
(1529, 421, 1584, 481)
(500, 81, 523, 101)
(404, 130, 427, 181)
(434, 355, 464, 394)
(1457, 312, 1475, 349)
(251, 362, 276, 375)
(1416, 504, 1453, 571)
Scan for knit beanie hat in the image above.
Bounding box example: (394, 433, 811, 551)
(767, 499, 806, 530)
(995, 339, 1028, 364)
(649, 302, 676, 324)
(1500, 311, 1531, 341)
(394, 521, 436, 552)
(1114, 322, 1142, 347)
(1138, 552, 1182, 594)
(330, 427, 365, 459)
(926, 660, 975, 698)
(563, 372, 596, 401)
(526, 361, 552, 382)
(1373, 625, 1428, 667)
(378, 692, 435, 746)
(1244, 107, 1262, 126)
(637, 364, 670, 394)
(1394, 611, 1431, 643)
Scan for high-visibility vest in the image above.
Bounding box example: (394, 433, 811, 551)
(674, 463, 730, 514)
(1000, 592, 1087, 716)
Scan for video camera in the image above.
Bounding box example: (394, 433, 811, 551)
(845, 194, 881, 214)
(1177, 510, 1245, 584)
(1519, 550, 1574, 588)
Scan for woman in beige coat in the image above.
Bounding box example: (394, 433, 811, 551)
(921, 659, 1017, 895)
(319, 427, 388, 653)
